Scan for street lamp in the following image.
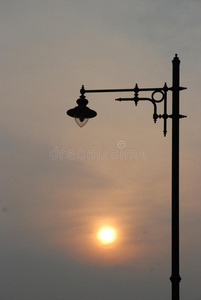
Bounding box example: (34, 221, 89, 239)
(67, 91, 97, 127)
(67, 54, 187, 300)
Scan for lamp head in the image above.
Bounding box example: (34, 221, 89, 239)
(67, 94, 97, 127)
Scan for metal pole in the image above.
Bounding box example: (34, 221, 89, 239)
(68, 55, 186, 300)
(170, 54, 181, 300)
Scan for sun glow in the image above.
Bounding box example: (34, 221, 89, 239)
(97, 227, 116, 244)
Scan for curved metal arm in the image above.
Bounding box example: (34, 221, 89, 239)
(76, 82, 186, 136)
(116, 83, 169, 136)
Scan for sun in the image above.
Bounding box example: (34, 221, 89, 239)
(97, 227, 116, 244)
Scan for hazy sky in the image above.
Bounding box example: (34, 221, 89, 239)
(1, 1, 201, 300)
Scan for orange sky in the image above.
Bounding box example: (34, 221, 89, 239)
(1, 1, 201, 300)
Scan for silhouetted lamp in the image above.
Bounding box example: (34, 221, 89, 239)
(67, 55, 187, 300)
(67, 94, 97, 127)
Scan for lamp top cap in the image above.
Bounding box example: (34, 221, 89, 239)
(172, 54, 180, 64)
(173, 53, 180, 61)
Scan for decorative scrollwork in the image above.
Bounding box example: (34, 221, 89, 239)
(116, 83, 169, 136)
(151, 90, 165, 102)
(80, 82, 173, 136)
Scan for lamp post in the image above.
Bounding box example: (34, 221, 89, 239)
(67, 54, 186, 300)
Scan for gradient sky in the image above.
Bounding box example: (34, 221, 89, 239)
(1, 1, 201, 300)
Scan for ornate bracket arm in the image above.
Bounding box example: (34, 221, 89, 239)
(78, 82, 186, 136)
(116, 83, 170, 136)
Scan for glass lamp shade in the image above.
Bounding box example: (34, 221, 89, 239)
(75, 117, 89, 127)
(67, 103, 97, 127)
